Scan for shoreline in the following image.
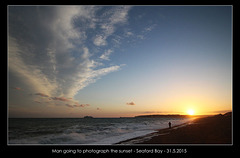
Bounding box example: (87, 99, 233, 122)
(116, 112, 232, 145)
(116, 117, 197, 145)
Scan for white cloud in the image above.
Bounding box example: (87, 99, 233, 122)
(92, 65, 121, 78)
(82, 47, 91, 59)
(93, 35, 107, 46)
(144, 24, 157, 32)
(68, 65, 121, 97)
(100, 49, 113, 60)
(108, 6, 131, 25)
(135, 24, 157, 41)
(46, 47, 57, 74)
(93, 6, 132, 46)
(126, 31, 133, 37)
(137, 35, 144, 40)
(101, 24, 115, 37)
(52, 6, 98, 41)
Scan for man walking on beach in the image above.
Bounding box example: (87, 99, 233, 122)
(168, 122, 171, 128)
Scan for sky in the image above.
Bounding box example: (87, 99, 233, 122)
(8, 6, 232, 118)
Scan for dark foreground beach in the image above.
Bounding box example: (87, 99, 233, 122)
(117, 112, 232, 144)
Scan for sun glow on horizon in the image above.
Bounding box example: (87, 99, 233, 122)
(187, 109, 195, 115)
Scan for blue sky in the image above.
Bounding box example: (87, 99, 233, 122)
(8, 6, 232, 117)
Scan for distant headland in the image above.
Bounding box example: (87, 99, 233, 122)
(83, 116, 93, 119)
(135, 114, 193, 118)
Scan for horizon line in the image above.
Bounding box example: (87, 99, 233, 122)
(9, 113, 231, 119)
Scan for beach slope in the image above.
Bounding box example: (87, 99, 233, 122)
(118, 112, 232, 144)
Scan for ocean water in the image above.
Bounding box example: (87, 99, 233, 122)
(9, 117, 192, 145)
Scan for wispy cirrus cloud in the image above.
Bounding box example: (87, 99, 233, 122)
(99, 49, 113, 60)
(9, 6, 130, 101)
(93, 35, 107, 46)
(9, 37, 58, 97)
(51, 96, 72, 102)
(144, 24, 157, 32)
(93, 6, 132, 47)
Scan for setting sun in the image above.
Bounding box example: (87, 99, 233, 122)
(187, 109, 195, 115)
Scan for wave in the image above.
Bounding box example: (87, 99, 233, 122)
(9, 117, 192, 144)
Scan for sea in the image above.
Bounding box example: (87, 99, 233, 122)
(9, 117, 192, 145)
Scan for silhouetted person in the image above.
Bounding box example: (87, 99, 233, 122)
(168, 122, 171, 128)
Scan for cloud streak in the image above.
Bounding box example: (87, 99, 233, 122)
(35, 93, 49, 97)
(14, 87, 22, 90)
(33, 91, 90, 108)
(126, 102, 135, 105)
(65, 103, 90, 108)
(51, 96, 72, 102)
